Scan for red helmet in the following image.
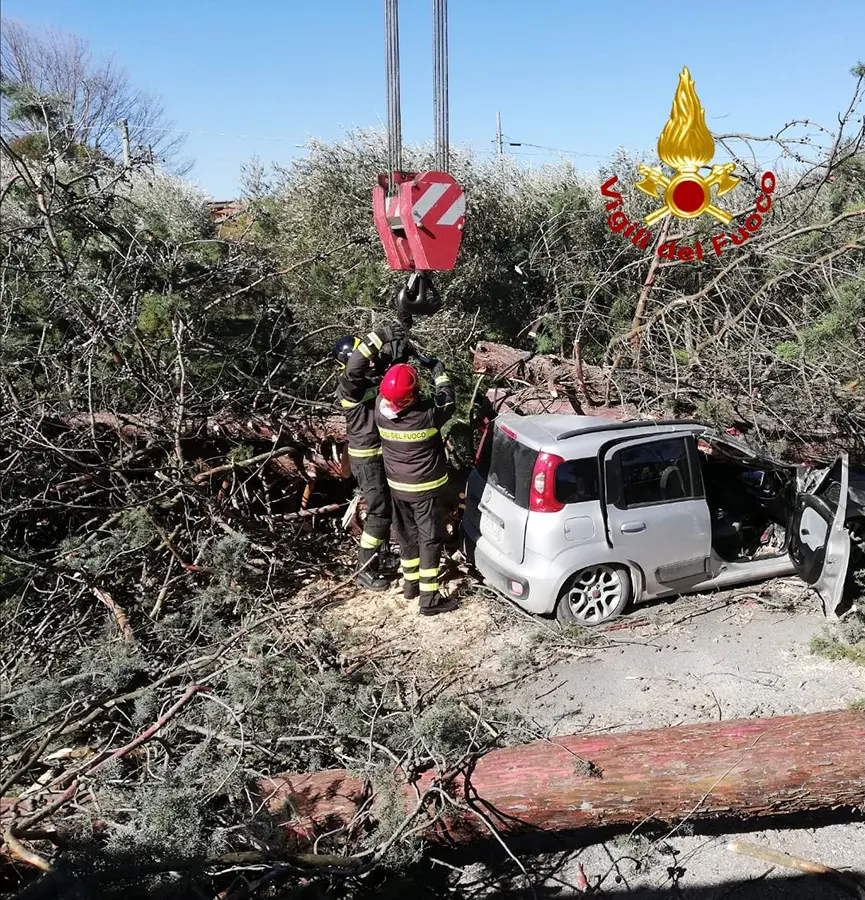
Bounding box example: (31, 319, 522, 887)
(379, 363, 420, 409)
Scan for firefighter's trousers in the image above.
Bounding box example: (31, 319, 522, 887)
(350, 455, 392, 571)
(392, 492, 446, 608)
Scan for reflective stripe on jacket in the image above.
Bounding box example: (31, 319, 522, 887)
(374, 371, 456, 499)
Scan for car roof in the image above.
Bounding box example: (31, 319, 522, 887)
(494, 413, 708, 456)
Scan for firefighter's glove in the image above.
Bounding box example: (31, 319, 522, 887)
(380, 324, 409, 364)
(431, 360, 446, 380)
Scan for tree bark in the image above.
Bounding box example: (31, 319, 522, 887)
(257, 710, 865, 851)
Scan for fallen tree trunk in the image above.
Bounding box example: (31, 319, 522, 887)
(52, 410, 350, 479)
(472, 340, 861, 462)
(4, 711, 863, 868)
(258, 709, 865, 850)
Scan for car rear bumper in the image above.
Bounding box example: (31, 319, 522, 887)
(461, 516, 559, 615)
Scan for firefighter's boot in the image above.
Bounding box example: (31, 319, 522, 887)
(356, 547, 388, 591)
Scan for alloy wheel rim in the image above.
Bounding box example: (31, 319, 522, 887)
(567, 565, 622, 624)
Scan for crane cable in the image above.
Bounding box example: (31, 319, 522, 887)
(384, 0, 402, 187)
(432, 0, 449, 173)
(385, 1, 449, 183)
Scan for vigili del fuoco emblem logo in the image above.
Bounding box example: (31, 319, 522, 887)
(601, 67, 776, 261)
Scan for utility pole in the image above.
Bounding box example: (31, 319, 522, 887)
(119, 119, 131, 169)
(494, 113, 520, 161)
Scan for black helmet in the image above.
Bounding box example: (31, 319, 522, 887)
(332, 335, 359, 367)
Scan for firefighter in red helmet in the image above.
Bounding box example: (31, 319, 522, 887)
(375, 359, 458, 615)
(334, 323, 407, 589)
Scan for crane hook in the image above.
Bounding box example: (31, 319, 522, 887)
(397, 271, 442, 317)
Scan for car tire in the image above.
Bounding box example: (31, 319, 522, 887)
(556, 564, 631, 627)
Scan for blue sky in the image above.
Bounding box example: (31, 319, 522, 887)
(5, 0, 864, 198)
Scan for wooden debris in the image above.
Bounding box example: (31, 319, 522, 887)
(728, 841, 865, 899)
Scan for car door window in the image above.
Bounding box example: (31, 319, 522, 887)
(619, 438, 694, 508)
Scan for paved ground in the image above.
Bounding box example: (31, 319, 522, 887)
(509, 599, 863, 736)
(495, 599, 864, 897)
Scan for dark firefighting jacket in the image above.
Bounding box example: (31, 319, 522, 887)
(336, 331, 387, 461)
(374, 367, 456, 499)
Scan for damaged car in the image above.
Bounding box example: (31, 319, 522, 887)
(460, 415, 863, 625)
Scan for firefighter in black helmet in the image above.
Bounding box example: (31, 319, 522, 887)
(333, 324, 407, 589)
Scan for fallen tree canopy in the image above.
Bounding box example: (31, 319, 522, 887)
(259, 709, 865, 851)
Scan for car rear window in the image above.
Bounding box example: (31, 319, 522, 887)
(486, 425, 537, 509)
(555, 458, 600, 504)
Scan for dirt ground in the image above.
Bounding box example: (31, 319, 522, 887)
(324, 570, 864, 898)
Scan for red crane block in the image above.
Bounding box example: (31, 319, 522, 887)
(373, 170, 465, 272)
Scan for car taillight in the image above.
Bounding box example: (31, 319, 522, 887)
(529, 452, 565, 512)
(474, 424, 490, 465)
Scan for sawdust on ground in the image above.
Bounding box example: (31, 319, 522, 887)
(320, 571, 523, 690)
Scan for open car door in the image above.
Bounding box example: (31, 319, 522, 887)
(788, 453, 852, 618)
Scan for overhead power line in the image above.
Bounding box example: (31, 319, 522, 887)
(513, 141, 609, 159)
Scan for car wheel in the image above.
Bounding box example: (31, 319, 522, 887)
(556, 564, 631, 626)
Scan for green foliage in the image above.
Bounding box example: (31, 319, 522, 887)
(810, 610, 865, 666)
(7, 132, 50, 159)
(105, 744, 238, 859)
(774, 340, 801, 362)
(802, 283, 863, 355)
(61, 508, 155, 578)
(0, 81, 65, 129)
(85, 643, 151, 694)
(363, 767, 424, 868)
(227, 443, 255, 464)
(612, 832, 663, 874)
(136, 293, 177, 338)
(610, 293, 635, 334)
(774, 282, 864, 370)
(558, 623, 603, 648)
(534, 319, 564, 355)
(694, 398, 736, 427)
(810, 633, 865, 666)
(411, 698, 476, 760)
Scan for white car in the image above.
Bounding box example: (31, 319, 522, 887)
(460, 415, 860, 625)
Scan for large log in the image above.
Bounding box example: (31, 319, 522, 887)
(53, 410, 349, 479)
(258, 709, 865, 850)
(472, 341, 640, 421)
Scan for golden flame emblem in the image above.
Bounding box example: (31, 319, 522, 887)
(636, 67, 740, 226)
